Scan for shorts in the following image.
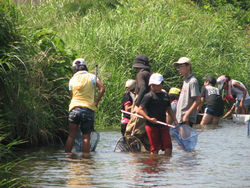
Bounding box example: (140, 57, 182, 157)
(68, 107, 95, 134)
(204, 107, 224, 117)
(145, 125, 172, 152)
(235, 99, 250, 108)
(121, 123, 127, 136)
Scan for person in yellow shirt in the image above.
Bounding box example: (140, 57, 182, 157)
(65, 58, 105, 153)
(166, 87, 181, 124)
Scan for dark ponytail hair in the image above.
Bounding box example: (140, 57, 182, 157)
(225, 75, 231, 82)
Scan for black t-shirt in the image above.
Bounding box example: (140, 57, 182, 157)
(140, 90, 171, 127)
(135, 70, 152, 107)
(200, 85, 224, 110)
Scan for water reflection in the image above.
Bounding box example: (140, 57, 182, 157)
(66, 153, 94, 187)
(14, 120, 250, 187)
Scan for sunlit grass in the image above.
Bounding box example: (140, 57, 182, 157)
(0, 1, 249, 187)
(2, 0, 250, 130)
(13, 0, 250, 128)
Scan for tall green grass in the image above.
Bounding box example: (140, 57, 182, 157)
(13, 0, 250, 129)
(1, 0, 249, 139)
(2, 0, 249, 187)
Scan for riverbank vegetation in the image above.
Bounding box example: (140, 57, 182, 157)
(0, 0, 249, 186)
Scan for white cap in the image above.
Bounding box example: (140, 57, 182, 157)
(149, 73, 164, 85)
(217, 75, 227, 90)
(125, 79, 136, 90)
(173, 57, 192, 66)
(72, 58, 87, 67)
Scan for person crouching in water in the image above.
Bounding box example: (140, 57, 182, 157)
(197, 76, 224, 125)
(121, 79, 136, 136)
(138, 73, 178, 155)
(65, 58, 105, 153)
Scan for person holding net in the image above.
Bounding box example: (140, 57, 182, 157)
(124, 55, 152, 151)
(138, 73, 178, 155)
(65, 58, 105, 153)
(217, 75, 250, 115)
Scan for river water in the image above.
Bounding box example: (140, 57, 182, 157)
(15, 119, 250, 188)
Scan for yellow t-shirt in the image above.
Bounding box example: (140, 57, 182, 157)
(69, 71, 96, 111)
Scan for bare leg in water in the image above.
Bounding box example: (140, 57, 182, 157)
(82, 132, 91, 153)
(65, 122, 79, 153)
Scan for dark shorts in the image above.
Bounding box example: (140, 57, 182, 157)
(68, 107, 95, 134)
(179, 121, 194, 127)
(204, 108, 224, 117)
(235, 99, 250, 107)
(145, 125, 172, 152)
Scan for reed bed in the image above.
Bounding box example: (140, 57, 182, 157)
(1, 0, 250, 145)
(1, 0, 249, 186)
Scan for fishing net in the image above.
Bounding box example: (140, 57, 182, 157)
(170, 124, 200, 151)
(247, 120, 250, 136)
(114, 135, 147, 152)
(74, 130, 100, 152)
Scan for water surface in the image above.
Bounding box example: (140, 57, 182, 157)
(16, 119, 250, 187)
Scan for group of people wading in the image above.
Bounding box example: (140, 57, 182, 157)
(65, 55, 250, 155)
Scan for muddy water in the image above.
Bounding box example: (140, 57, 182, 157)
(15, 119, 250, 187)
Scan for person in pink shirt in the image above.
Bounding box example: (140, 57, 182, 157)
(121, 79, 136, 136)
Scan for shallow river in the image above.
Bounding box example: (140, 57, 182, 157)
(16, 119, 250, 188)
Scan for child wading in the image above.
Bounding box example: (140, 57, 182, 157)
(217, 75, 250, 114)
(121, 79, 136, 136)
(138, 73, 178, 155)
(167, 87, 181, 124)
(173, 57, 201, 127)
(65, 58, 105, 153)
(197, 76, 224, 125)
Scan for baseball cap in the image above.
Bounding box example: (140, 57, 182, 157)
(173, 57, 192, 66)
(72, 58, 87, 67)
(203, 76, 216, 86)
(169, 87, 181, 95)
(148, 73, 164, 85)
(217, 75, 227, 90)
(125, 79, 136, 90)
(132, 55, 151, 69)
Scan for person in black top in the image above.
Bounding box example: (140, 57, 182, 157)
(197, 76, 224, 125)
(124, 55, 152, 151)
(133, 55, 152, 111)
(138, 73, 178, 155)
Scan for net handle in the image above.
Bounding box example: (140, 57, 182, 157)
(121, 110, 175, 128)
(94, 64, 98, 102)
(131, 116, 138, 136)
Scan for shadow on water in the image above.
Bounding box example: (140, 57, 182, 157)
(14, 119, 250, 188)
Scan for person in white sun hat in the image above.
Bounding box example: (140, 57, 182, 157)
(173, 57, 201, 127)
(65, 58, 105, 153)
(120, 79, 136, 136)
(217, 75, 250, 114)
(138, 73, 178, 155)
